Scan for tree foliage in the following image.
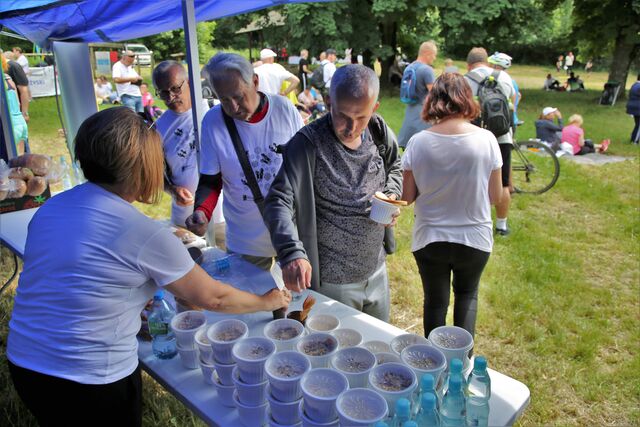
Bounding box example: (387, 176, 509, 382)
(137, 21, 217, 64)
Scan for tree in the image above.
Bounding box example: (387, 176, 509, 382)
(137, 21, 217, 64)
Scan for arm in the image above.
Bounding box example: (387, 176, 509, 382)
(381, 122, 403, 199)
(489, 169, 502, 205)
(401, 170, 418, 205)
(185, 173, 222, 236)
(113, 76, 139, 84)
(165, 264, 291, 313)
(17, 85, 30, 120)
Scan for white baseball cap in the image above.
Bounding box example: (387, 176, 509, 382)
(260, 49, 277, 59)
(542, 107, 557, 116)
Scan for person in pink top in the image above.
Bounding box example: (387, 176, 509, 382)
(140, 82, 163, 120)
(561, 114, 609, 155)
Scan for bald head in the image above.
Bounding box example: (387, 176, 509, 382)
(152, 60, 187, 87)
(418, 41, 438, 65)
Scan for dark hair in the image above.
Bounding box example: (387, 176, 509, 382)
(421, 73, 480, 123)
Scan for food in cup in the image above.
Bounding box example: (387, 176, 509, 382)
(176, 313, 205, 330)
(275, 362, 307, 378)
(431, 331, 466, 348)
(214, 326, 245, 341)
(301, 337, 336, 356)
(244, 344, 272, 359)
(376, 371, 413, 391)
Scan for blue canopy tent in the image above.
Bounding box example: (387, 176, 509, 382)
(0, 0, 333, 160)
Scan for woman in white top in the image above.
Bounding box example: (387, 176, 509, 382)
(401, 73, 503, 339)
(7, 107, 291, 427)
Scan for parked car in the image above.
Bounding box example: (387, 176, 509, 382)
(124, 43, 152, 66)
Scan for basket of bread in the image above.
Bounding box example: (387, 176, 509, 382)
(0, 154, 60, 213)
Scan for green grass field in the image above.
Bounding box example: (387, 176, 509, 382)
(1, 64, 639, 426)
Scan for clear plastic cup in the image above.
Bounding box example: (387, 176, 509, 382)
(170, 310, 207, 349)
(390, 333, 430, 356)
(300, 409, 340, 427)
(300, 368, 348, 424)
(199, 356, 215, 385)
(265, 350, 311, 403)
(233, 391, 269, 427)
(375, 352, 402, 365)
(232, 336, 276, 384)
(176, 342, 199, 369)
(401, 344, 447, 388)
(428, 326, 474, 370)
(195, 327, 214, 364)
(362, 340, 391, 354)
(368, 362, 417, 417)
(268, 392, 303, 425)
(212, 360, 235, 386)
(296, 333, 339, 368)
(206, 319, 249, 364)
(331, 328, 363, 348)
(330, 347, 376, 388)
(369, 196, 400, 224)
(212, 371, 236, 407)
(336, 388, 388, 426)
(232, 366, 268, 406)
(305, 314, 340, 334)
(264, 318, 306, 352)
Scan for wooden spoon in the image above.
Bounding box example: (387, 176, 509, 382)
(375, 191, 408, 206)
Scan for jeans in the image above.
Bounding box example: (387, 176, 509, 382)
(413, 242, 490, 338)
(632, 115, 640, 143)
(120, 94, 143, 113)
(320, 262, 390, 322)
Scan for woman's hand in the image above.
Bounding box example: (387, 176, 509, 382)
(261, 288, 292, 312)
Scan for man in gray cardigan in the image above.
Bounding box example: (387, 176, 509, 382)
(263, 65, 402, 321)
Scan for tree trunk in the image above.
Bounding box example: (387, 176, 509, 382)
(607, 23, 640, 99)
(379, 20, 398, 88)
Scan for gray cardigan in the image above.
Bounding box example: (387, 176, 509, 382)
(263, 114, 402, 290)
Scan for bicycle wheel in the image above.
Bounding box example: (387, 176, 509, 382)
(512, 139, 560, 194)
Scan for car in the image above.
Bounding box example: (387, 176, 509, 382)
(124, 43, 153, 66)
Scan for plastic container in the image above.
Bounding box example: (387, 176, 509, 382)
(401, 344, 447, 388)
(268, 393, 303, 425)
(199, 357, 215, 385)
(264, 318, 306, 352)
(415, 392, 440, 427)
(169, 310, 207, 349)
(233, 391, 269, 427)
(375, 352, 402, 365)
(232, 366, 269, 406)
(296, 332, 339, 369)
(176, 342, 199, 369)
(212, 360, 235, 386)
(148, 291, 178, 360)
(195, 327, 214, 364)
(466, 356, 491, 427)
(440, 375, 466, 426)
(269, 417, 302, 427)
(300, 411, 340, 427)
(212, 371, 236, 407)
(300, 368, 349, 423)
(306, 314, 340, 334)
(370, 195, 400, 224)
(336, 388, 388, 426)
(331, 328, 363, 348)
(390, 333, 430, 356)
(206, 319, 249, 364)
(330, 347, 376, 388)
(368, 363, 418, 417)
(232, 336, 276, 384)
(389, 397, 411, 427)
(428, 326, 474, 370)
(265, 350, 311, 402)
(363, 340, 391, 354)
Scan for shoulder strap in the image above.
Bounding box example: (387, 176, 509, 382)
(466, 70, 484, 85)
(367, 114, 390, 175)
(221, 109, 265, 215)
(490, 69, 501, 81)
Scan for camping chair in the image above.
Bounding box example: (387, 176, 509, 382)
(599, 81, 621, 106)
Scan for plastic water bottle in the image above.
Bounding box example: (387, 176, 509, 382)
(148, 290, 177, 360)
(391, 398, 412, 427)
(441, 358, 467, 400)
(72, 161, 85, 184)
(440, 376, 466, 427)
(59, 156, 73, 190)
(403, 422, 418, 427)
(466, 357, 491, 427)
(374, 422, 390, 427)
(415, 393, 440, 426)
(414, 373, 437, 415)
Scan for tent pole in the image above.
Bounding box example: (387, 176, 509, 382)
(0, 66, 18, 161)
(181, 0, 204, 157)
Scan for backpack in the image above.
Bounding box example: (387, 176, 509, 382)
(467, 69, 512, 136)
(310, 63, 326, 90)
(400, 63, 421, 104)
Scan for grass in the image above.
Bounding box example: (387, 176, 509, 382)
(1, 63, 639, 426)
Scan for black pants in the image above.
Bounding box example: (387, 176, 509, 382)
(413, 242, 491, 339)
(631, 115, 640, 143)
(577, 139, 596, 155)
(8, 360, 142, 427)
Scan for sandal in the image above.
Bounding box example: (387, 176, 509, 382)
(599, 139, 610, 153)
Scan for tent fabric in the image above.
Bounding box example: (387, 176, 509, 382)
(0, 0, 334, 48)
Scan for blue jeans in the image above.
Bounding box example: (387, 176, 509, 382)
(121, 94, 143, 113)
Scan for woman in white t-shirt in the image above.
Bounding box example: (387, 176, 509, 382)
(401, 73, 503, 340)
(7, 107, 291, 427)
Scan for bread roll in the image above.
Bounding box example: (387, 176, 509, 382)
(0, 190, 7, 201)
(9, 154, 51, 176)
(27, 176, 47, 196)
(9, 167, 34, 181)
(7, 179, 27, 199)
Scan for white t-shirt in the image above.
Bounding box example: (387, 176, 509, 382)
(7, 183, 194, 384)
(255, 63, 295, 95)
(464, 65, 515, 144)
(16, 54, 29, 75)
(112, 60, 141, 97)
(402, 128, 503, 253)
(155, 105, 224, 227)
(95, 82, 114, 98)
(200, 94, 304, 256)
(322, 60, 336, 88)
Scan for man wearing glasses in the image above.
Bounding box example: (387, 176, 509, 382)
(112, 50, 143, 113)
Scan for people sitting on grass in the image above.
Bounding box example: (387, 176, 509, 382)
(543, 73, 561, 91)
(561, 114, 609, 155)
(297, 86, 326, 118)
(94, 75, 119, 104)
(565, 72, 585, 91)
(535, 106, 564, 151)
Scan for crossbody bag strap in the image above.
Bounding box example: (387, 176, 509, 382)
(222, 110, 265, 215)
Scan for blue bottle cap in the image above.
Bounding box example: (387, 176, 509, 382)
(421, 392, 437, 409)
(450, 358, 463, 373)
(374, 422, 389, 427)
(420, 373, 435, 391)
(396, 397, 411, 416)
(474, 356, 487, 371)
(449, 375, 462, 391)
(153, 290, 165, 300)
(402, 422, 418, 427)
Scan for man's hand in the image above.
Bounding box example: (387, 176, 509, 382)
(261, 288, 292, 312)
(174, 186, 194, 207)
(386, 208, 401, 228)
(186, 210, 209, 236)
(282, 258, 312, 293)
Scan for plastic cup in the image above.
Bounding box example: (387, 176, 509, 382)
(331, 328, 363, 348)
(265, 350, 311, 403)
(268, 393, 303, 425)
(206, 319, 249, 364)
(170, 310, 207, 349)
(269, 417, 302, 427)
(375, 352, 402, 365)
(368, 362, 417, 417)
(401, 344, 447, 388)
(300, 368, 349, 424)
(362, 340, 391, 354)
(296, 333, 339, 368)
(300, 410, 340, 427)
(199, 356, 215, 385)
(195, 327, 214, 364)
(212, 360, 236, 386)
(330, 347, 376, 388)
(369, 196, 400, 225)
(232, 366, 269, 406)
(232, 336, 276, 384)
(233, 391, 269, 427)
(428, 326, 474, 370)
(176, 342, 199, 369)
(390, 333, 430, 356)
(264, 318, 306, 352)
(212, 371, 236, 407)
(306, 314, 340, 334)
(336, 388, 389, 426)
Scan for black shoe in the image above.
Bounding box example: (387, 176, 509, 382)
(495, 227, 510, 236)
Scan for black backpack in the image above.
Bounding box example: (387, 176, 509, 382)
(467, 69, 512, 136)
(310, 63, 326, 90)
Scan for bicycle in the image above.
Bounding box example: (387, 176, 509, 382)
(511, 138, 560, 194)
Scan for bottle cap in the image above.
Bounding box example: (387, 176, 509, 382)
(374, 422, 389, 427)
(153, 290, 165, 300)
(474, 356, 487, 371)
(396, 397, 411, 416)
(420, 373, 434, 391)
(449, 375, 462, 390)
(421, 392, 437, 409)
(450, 358, 463, 373)
(402, 422, 418, 427)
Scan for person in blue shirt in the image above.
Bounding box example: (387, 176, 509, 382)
(626, 73, 640, 144)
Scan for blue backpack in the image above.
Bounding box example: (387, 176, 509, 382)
(400, 63, 421, 104)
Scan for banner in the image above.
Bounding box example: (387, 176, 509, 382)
(95, 51, 111, 75)
(28, 66, 60, 98)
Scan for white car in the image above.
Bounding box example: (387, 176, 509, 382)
(124, 44, 152, 66)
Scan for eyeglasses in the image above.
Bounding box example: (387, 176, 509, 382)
(156, 80, 186, 98)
